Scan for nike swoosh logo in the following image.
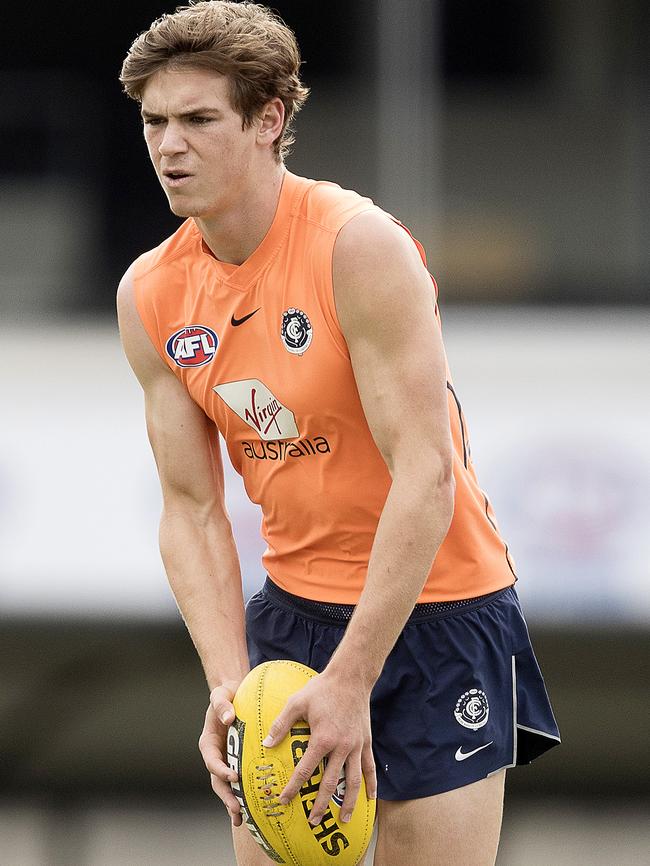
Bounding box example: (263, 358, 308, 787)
(231, 308, 260, 327)
(454, 742, 493, 761)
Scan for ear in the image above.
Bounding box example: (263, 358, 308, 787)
(257, 97, 285, 148)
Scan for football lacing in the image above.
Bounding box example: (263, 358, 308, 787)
(255, 763, 284, 818)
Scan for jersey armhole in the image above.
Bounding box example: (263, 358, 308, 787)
(319, 206, 440, 355)
(317, 204, 378, 360)
(133, 264, 179, 374)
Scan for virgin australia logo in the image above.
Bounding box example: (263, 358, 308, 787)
(213, 379, 299, 441)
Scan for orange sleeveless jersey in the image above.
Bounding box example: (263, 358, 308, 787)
(134, 171, 516, 603)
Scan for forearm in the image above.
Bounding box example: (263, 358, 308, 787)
(327, 470, 455, 688)
(159, 506, 250, 690)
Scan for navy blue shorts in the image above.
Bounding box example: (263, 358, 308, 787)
(245, 578, 560, 800)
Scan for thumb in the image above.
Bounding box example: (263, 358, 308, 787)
(263, 700, 301, 748)
(210, 686, 236, 726)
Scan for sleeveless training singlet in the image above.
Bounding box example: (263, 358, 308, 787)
(134, 171, 516, 603)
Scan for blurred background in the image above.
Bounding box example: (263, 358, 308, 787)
(1, 0, 648, 864)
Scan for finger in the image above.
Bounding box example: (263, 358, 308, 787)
(211, 773, 243, 826)
(210, 686, 236, 726)
(278, 741, 325, 805)
(198, 707, 238, 783)
(262, 696, 303, 748)
(199, 740, 238, 784)
(361, 742, 377, 800)
(339, 750, 363, 823)
(307, 753, 346, 827)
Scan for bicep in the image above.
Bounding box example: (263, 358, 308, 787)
(333, 212, 452, 475)
(145, 372, 226, 513)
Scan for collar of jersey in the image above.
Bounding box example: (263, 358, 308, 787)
(194, 171, 307, 292)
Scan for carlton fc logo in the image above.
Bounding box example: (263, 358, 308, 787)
(454, 689, 490, 730)
(166, 325, 218, 368)
(281, 308, 312, 355)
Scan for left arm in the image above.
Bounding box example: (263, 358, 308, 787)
(327, 210, 455, 689)
(265, 211, 455, 822)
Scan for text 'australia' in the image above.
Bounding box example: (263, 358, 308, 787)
(243, 436, 331, 461)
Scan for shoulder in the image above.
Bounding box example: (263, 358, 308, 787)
(117, 225, 191, 387)
(332, 210, 436, 340)
(118, 219, 201, 334)
(295, 175, 375, 233)
(130, 218, 201, 281)
(334, 210, 429, 290)
(117, 260, 172, 388)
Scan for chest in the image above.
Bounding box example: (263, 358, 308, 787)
(167, 261, 358, 444)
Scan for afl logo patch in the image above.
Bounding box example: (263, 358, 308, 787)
(454, 689, 489, 730)
(281, 308, 312, 355)
(166, 325, 218, 368)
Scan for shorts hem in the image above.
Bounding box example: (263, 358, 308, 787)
(376, 765, 508, 801)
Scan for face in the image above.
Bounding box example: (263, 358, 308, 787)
(140, 66, 274, 219)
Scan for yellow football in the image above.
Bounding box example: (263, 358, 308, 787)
(227, 660, 376, 865)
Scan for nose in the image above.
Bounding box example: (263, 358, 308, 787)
(158, 122, 188, 157)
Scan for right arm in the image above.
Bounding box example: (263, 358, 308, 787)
(117, 264, 246, 823)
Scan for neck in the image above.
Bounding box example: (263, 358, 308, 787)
(195, 163, 286, 265)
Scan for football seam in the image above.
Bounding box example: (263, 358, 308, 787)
(257, 660, 317, 760)
(252, 660, 375, 863)
(276, 822, 301, 866)
(259, 660, 313, 862)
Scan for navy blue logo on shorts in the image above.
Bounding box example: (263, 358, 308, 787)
(454, 689, 489, 730)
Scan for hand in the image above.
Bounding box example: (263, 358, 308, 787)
(262, 670, 377, 826)
(198, 681, 243, 826)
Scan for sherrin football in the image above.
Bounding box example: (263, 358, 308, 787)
(227, 660, 376, 865)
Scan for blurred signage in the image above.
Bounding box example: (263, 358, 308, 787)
(1, 310, 647, 622)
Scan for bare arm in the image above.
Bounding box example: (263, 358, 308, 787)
(265, 212, 455, 823)
(117, 265, 248, 822)
(327, 211, 455, 685)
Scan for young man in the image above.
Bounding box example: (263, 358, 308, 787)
(118, 3, 559, 864)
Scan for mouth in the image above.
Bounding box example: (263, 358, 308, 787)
(162, 170, 193, 188)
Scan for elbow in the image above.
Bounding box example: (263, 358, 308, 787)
(422, 449, 455, 524)
(435, 455, 456, 518)
(160, 492, 225, 531)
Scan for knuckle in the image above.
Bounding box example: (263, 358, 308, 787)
(212, 701, 229, 718)
(296, 764, 314, 782)
(346, 773, 362, 790)
(209, 685, 228, 703)
(319, 777, 338, 794)
(210, 773, 236, 802)
(315, 736, 335, 754)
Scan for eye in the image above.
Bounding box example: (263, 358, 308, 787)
(189, 116, 211, 125)
(143, 117, 164, 127)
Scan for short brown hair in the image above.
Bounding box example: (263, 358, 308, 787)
(120, 1, 309, 161)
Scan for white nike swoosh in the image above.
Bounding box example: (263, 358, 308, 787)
(454, 742, 493, 761)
